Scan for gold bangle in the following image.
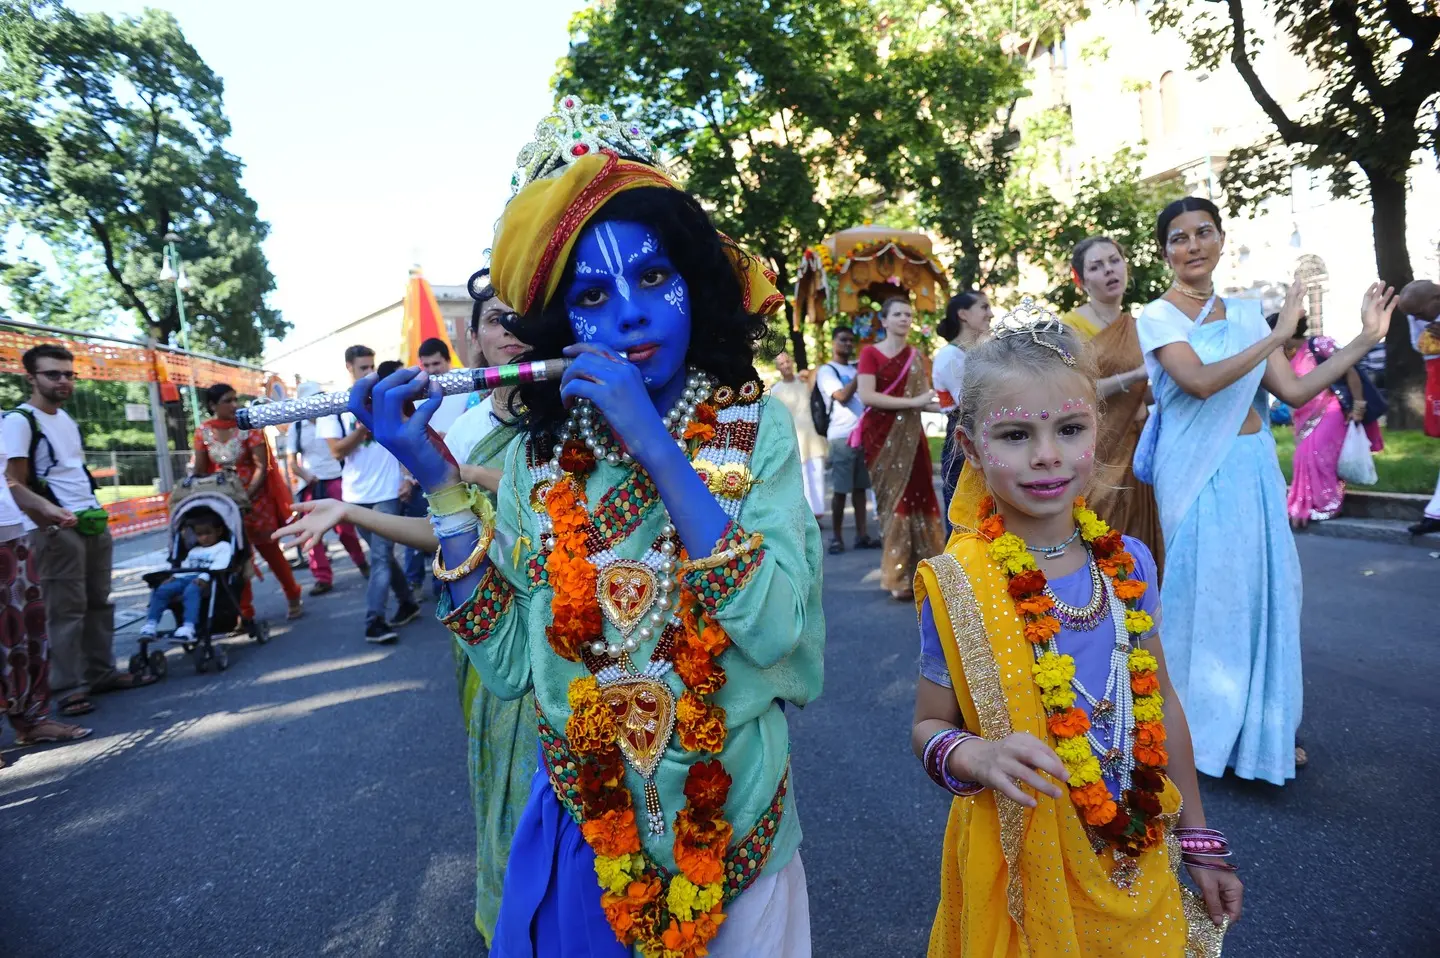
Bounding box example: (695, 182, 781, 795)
(679, 531, 765, 573)
(433, 523, 495, 583)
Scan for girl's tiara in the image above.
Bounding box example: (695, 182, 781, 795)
(990, 297, 1076, 367)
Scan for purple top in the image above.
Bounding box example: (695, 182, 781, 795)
(920, 535, 1161, 799)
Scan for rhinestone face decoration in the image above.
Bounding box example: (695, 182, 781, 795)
(510, 95, 656, 195)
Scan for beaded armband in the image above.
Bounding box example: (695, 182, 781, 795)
(440, 565, 514, 645)
(681, 520, 765, 616)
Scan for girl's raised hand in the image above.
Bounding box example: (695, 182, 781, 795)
(273, 498, 347, 554)
(953, 731, 1066, 808)
(1270, 273, 1306, 341)
(1359, 282, 1396, 345)
(559, 343, 670, 463)
(365, 366, 460, 493)
(1187, 863, 1243, 927)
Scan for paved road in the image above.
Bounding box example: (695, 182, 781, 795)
(3, 527, 1437, 956)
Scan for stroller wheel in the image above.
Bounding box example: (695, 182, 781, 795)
(195, 646, 211, 674)
(253, 621, 271, 644)
(214, 645, 229, 671)
(182, 642, 195, 654)
(149, 650, 168, 679)
(128, 653, 145, 675)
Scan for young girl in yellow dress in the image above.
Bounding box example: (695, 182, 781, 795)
(910, 300, 1243, 957)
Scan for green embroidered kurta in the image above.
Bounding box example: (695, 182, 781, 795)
(450, 396, 825, 882)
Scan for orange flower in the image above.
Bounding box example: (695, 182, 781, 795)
(558, 440, 596, 475)
(1091, 529, 1124, 556)
(1016, 594, 1055, 617)
(694, 402, 718, 426)
(1130, 672, 1160, 696)
(683, 420, 717, 443)
(1134, 741, 1169, 768)
(978, 514, 1006, 541)
(674, 834, 728, 886)
(1008, 569, 1047, 597)
(674, 641, 726, 694)
(661, 915, 723, 957)
(1023, 614, 1061, 644)
(694, 616, 731, 656)
(676, 692, 728, 753)
(1133, 721, 1169, 768)
(567, 702, 618, 755)
(1081, 797, 1119, 826)
(1070, 781, 1117, 825)
(1112, 577, 1147, 602)
(683, 760, 732, 814)
(978, 495, 995, 517)
(582, 807, 642, 857)
(1097, 548, 1135, 577)
(1047, 707, 1091, 738)
(601, 877, 661, 942)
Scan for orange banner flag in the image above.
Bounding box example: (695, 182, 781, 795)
(400, 266, 458, 367)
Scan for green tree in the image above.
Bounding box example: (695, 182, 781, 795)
(1149, 0, 1440, 426)
(1014, 149, 1186, 312)
(0, 0, 286, 359)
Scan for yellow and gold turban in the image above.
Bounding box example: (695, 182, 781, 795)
(491, 150, 784, 318)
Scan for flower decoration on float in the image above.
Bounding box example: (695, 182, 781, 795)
(510, 94, 656, 194)
(977, 494, 1170, 860)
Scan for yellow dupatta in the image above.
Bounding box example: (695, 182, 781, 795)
(914, 464, 1223, 958)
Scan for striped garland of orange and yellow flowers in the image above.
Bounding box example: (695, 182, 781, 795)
(977, 495, 1171, 857)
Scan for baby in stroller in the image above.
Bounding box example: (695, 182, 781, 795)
(140, 509, 233, 641)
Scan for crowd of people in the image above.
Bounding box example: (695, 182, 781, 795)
(5, 91, 1437, 958)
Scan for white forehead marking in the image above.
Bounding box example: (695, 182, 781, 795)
(569, 310, 596, 342)
(627, 234, 657, 264)
(598, 223, 631, 301)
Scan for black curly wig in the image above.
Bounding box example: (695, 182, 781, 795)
(502, 186, 772, 445)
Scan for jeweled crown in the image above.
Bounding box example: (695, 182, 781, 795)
(510, 95, 655, 195)
(991, 297, 1076, 366)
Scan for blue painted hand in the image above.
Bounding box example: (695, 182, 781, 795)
(363, 366, 460, 492)
(558, 219, 693, 462)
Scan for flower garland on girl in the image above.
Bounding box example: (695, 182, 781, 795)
(542, 398, 742, 957)
(978, 493, 1171, 859)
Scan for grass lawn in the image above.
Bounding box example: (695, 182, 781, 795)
(927, 429, 1438, 495)
(96, 484, 159, 505)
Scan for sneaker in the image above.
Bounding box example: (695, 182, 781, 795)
(139, 620, 159, 637)
(365, 620, 398, 644)
(174, 623, 195, 640)
(309, 581, 333, 596)
(391, 601, 422, 627)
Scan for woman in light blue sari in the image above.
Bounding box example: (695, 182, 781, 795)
(1135, 197, 1394, 785)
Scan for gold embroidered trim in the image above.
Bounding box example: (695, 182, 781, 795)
(924, 553, 1028, 948)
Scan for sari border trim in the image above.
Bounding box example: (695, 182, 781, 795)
(924, 552, 1028, 946)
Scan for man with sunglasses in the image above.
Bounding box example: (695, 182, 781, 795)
(3, 344, 146, 718)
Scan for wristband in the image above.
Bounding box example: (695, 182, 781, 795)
(425, 482, 477, 517)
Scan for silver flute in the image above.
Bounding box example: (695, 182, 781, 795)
(235, 359, 570, 430)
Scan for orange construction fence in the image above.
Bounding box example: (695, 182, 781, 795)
(0, 328, 268, 396)
(104, 494, 172, 539)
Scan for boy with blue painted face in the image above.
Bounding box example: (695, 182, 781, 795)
(344, 98, 823, 957)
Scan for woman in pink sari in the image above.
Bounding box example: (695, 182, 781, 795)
(857, 296, 945, 600)
(1280, 313, 1381, 527)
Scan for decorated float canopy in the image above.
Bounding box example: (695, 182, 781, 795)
(793, 226, 949, 330)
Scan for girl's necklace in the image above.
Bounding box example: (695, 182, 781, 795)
(1045, 553, 1108, 631)
(1171, 277, 1215, 303)
(1026, 527, 1080, 560)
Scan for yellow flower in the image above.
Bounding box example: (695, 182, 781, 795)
(1125, 610, 1155, 636)
(988, 533, 1037, 576)
(1067, 754, 1103, 787)
(593, 853, 642, 895)
(667, 874, 701, 921)
(694, 882, 723, 913)
(1032, 652, 1075, 690)
(1133, 693, 1165, 723)
(568, 676, 601, 712)
(1128, 648, 1159, 674)
(1074, 506, 1109, 542)
(1055, 736, 1094, 766)
(1041, 686, 1077, 710)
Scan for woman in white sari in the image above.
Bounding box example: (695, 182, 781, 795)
(1135, 196, 1393, 784)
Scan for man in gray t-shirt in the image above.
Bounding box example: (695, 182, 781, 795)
(814, 328, 879, 555)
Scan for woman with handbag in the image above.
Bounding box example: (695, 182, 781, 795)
(856, 296, 945, 601)
(1275, 313, 1385, 527)
(192, 384, 304, 621)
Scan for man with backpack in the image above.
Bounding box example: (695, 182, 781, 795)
(813, 327, 880, 555)
(3, 344, 151, 718)
(769, 352, 828, 521)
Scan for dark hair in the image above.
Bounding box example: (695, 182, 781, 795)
(344, 344, 375, 365)
(22, 343, 73, 374)
(377, 360, 403, 379)
(1070, 236, 1126, 277)
(1265, 311, 1309, 339)
(939, 290, 984, 341)
(831, 326, 854, 341)
(418, 337, 450, 361)
(880, 295, 911, 318)
(204, 383, 236, 412)
(505, 187, 769, 446)
(1155, 197, 1223, 249)
(468, 268, 503, 336)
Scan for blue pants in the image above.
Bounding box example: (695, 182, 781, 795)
(354, 498, 414, 626)
(148, 575, 205, 628)
(400, 490, 429, 588)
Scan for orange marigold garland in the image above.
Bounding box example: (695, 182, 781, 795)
(977, 495, 1170, 860)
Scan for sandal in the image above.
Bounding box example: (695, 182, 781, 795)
(57, 693, 95, 717)
(89, 671, 159, 695)
(855, 535, 883, 550)
(828, 538, 845, 555)
(287, 597, 304, 619)
(1295, 745, 1309, 769)
(15, 719, 93, 747)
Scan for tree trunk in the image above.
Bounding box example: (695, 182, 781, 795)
(770, 253, 809, 369)
(1368, 172, 1423, 429)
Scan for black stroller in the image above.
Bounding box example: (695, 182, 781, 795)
(129, 473, 272, 677)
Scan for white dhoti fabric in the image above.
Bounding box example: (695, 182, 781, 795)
(1426, 467, 1440, 519)
(708, 851, 811, 958)
(800, 458, 825, 516)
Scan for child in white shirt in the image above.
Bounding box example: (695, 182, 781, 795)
(140, 514, 234, 640)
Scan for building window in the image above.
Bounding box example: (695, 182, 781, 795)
(1295, 254, 1328, 335)
(1159, 71, 1179, 137)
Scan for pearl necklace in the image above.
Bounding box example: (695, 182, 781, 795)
(1171, 277, 1215, 303)
(549, 369, 713, 469)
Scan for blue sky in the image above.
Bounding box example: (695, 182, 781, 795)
(67, 0, 588, 355)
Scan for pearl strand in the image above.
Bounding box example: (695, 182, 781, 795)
(550, 370, 712, 470)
